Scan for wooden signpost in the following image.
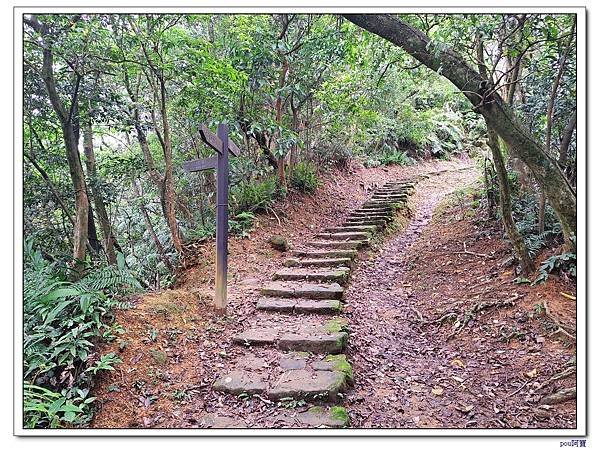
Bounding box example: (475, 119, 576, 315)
(184, 123, 240, 314)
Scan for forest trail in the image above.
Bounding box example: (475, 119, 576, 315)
(91, 158, 576, 429)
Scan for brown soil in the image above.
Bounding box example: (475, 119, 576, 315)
(344, 169, 576, 429)
(90, 157, 576, 429)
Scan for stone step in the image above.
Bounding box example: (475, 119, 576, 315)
(256, 298, 343, 314)
(362, 201, 403, 207)
(345, 216, 390, 224)
(283, 257, 352, 268)
(324, 225, 378, 233)
(214, 354, 353, 402)
(344, 218, 387, 227)
(307, 240, 367, 250)
(383, 181, 414, 187)
(371, 194, 408, 200)
(376, 187, 412, 193)
(314, 231, 372, 240)
(347, 213, 392, 222)
(260, 281, 344, 299)
(350, 209, 393, 217)
(284, 406, 349, 428)
(356, 205, 393, 211)
(268, 369, 347, 401)
(292, 249, 358, 259)
(273, 267, 350, 284)
(232, 322, 348, 353)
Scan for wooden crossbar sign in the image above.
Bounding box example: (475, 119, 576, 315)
(184, 123, 239, 314)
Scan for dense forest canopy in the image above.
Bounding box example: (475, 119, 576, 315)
(22, 13, 577, 428)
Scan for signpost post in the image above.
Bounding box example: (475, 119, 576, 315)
(184, 123, 240, 314)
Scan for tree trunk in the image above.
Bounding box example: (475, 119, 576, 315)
(83, 121, 118, 264)
(343, 14, 577, 249)
(559, 110, 577, 168)
(290, 100, 300, 171)
(156, 76, 183, 253)
(124, 72, 168, 217)
(134, 180, 175, 273)
(28, 15, 89, 274)
(24, 152, 75, 226)
(539, 17, 576, 234)
(486, 120, 534, 274)
(272, 55, 290, 187)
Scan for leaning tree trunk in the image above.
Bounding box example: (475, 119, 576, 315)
(342, 14, 577, 250)
(486, 120, 534, 274)
(83, 121, 118, 264)
(29, 15, 90, 274)
(157, 76, 183, 254)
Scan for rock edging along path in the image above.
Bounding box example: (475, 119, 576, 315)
(211, 180, 415, 428)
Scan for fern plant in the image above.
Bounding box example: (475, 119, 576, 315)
(23, 240, 139, 428)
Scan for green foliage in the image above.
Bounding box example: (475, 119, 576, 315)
(379, 150, 415, 166)
(230, 177, 277, 214)
(228, 211, 256, 238)
(290, 161, 320, 194)
(23, 240, 139, 428)
(512, 194, 562, 258)
(534, 252, 576, 284)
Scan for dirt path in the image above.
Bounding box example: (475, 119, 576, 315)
(91, 158, 576, 429)
(344, 168, 576, 429)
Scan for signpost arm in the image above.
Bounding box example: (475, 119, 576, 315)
(215, 123, 229, 313)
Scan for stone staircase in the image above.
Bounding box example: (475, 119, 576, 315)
(212, 180, 415, 428)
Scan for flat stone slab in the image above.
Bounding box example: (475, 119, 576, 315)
(353, 207, 392, 214)
(278, 331, 347, 353)
(233, 326, 348, 353)
(347, 213, 392, 222)
(198, 413, 247, 428)
(351, 209, 392, 216)
(292, 249, 358, 259)
(307, 240, 366, 250)
(344, 219, 387, 227)
(239, 355, 268, 370)
(324, 225, 378, 233)
(213, 370, 268, 395)
(295, 406, 349, 428)
(232, 329, 279, 345)
(260, 281, 344, 299)
(314, 231, 371, 240)
(268, 369, 347, 401)
(255, 298, 296, 313)
(256, 298, 342, 314)
(283, 257, 352, 268)
(296, 300, 344, 314)
(279, 355, 307, 370)
(273, 267, 350, 283)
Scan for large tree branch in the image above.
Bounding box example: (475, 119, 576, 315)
(342, 13, 577, 244)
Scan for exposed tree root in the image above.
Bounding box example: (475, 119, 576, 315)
(543, 301, 576, 341)
(540, 387, 576, 405)
(410, 294, 521, 339)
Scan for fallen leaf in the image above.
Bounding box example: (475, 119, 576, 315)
(560, 292, 576, 301)
(431, 386, 444, 396)
(451, 376, 464, 383)
(451, 358, 466, 369)
(455, 404, 474, 413)
(526, 368, 538, 378)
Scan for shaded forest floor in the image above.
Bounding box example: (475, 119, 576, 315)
(90, 157, 576, 429)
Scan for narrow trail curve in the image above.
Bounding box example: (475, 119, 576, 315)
(344, 166, 479, 428)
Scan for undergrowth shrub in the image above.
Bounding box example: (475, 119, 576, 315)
(379, 149, 415, 166)
(534, 251, 576, 284)
(290, 161, 320, 194)
(229, 176, 277, 214)
(228, 211, 256, 238)
(23, 240, 141, 428)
